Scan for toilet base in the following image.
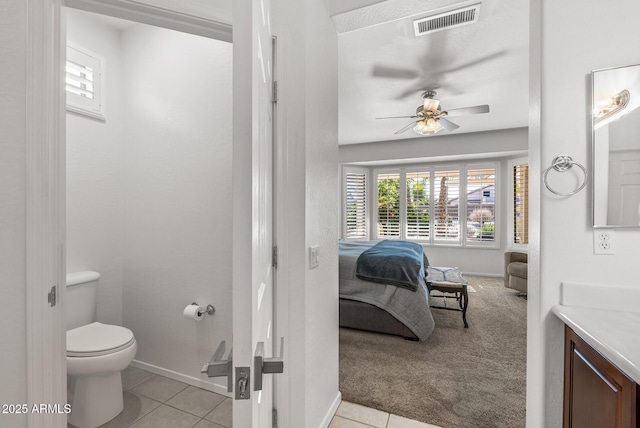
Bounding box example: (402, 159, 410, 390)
(68, 372, 124, 428)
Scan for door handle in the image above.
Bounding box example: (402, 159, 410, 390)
(201, 340, 234, 392)
(254, 337, 284, 391)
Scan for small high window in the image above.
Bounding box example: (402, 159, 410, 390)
(66, 44, 104, 120)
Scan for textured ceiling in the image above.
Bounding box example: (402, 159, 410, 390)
(334, 0, 529, 145)
(323, 0, 387, 17)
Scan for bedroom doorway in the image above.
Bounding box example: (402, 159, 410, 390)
(335, 0, 530, 423)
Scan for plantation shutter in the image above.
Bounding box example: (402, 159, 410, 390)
(66, 58, 95, 99)
(406, 171, 430, 240)
(345, 171, 368, 239)
(513, 164, 529, 244)
(466, 167, 496, 243)
(434, 170, 460, 242)
(377, 172, 401, 238)
(66, 44, 104, 120)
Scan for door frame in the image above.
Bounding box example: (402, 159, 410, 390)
(24, 3, 66, 426)
(25, 1, 289, 426)
(271, 29, 293, 428)
(271, 33, 291, 428)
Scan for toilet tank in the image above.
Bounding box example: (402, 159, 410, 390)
(65, 271, 101, 331)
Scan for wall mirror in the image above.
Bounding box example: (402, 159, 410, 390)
(592, 63, 640, 227)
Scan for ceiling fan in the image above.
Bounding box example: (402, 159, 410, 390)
(371, 50, 506, 100)
(376, 90, 490, 136)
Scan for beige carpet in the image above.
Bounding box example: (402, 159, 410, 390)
(339, 275, 526, 428)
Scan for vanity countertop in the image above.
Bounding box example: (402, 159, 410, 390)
(552, 304, 640, 383)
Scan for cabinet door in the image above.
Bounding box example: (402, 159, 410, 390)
(564, 325, 637, 428)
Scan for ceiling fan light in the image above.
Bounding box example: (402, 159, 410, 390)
(425, 117, 438, 131)
(413, 118, 443, 136)
(413, 120, 428, 134)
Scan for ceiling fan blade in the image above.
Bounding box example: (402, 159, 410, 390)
(394, 121, 418, 135)
(439, 117, 460, 132)
(445, 51, 507, 74)
(445, 104, 490, 117)
(376, 115, 417, 120)
(372, 65, 420, 80)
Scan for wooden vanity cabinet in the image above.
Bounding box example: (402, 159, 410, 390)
(563, 325, 638, 428)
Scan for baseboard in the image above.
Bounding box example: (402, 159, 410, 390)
(130, 359, 231, 398)
(319, 391, 342, 428)
(462, 272, 504, 278)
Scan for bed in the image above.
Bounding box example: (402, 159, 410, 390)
(338, 240, 435, 341)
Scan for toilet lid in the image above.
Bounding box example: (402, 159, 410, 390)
(67, 322, 135, 357)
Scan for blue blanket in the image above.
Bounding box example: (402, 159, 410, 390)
(355, 240, 428, 291)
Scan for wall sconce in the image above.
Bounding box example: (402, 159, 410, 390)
(594, 89, 630, 129)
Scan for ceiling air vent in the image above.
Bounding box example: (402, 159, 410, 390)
(413, 3, 481, 37)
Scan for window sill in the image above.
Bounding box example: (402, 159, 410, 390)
(66, 105, 105, 122)
(417, 242, 501, 250)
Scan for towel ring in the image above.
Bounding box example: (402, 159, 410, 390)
(543, 155, 588, 196)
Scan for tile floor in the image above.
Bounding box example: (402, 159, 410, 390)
(329, 401, 442, 428)
(68, 366, 232, 428)
(68, 366, 440, 428)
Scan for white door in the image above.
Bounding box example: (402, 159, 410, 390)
(232, 0, 276, 426)
(608, 149, 640, 225)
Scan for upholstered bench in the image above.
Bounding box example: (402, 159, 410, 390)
(426, 267, 469, 328)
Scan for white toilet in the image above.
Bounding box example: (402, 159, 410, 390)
(66, 271, 137, 428)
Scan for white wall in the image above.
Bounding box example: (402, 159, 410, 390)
(339, 127, 528, 165)
(530, 0, 640, 426)
(120, 24, 233, 393)
(304, 1, 340, 426)
(0, 1, 28, 426)
(273, 0, 340, 426)
(66, 9, 125, 326)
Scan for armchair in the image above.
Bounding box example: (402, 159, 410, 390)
(504, 251, 527, 294)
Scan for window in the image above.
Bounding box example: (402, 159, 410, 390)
(406, 171, 430, 240)
(376, 172, 401, 238)
(343, 168, 368, 239)
(341, 163, 499, 246)
(434, 169, 461, 243)
(511, 161, 529, 246)
(466, 167, 496, 243)
(66, 43, 105, 120)
(364, 163, 499, 247)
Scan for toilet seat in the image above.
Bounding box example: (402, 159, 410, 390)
(67, 322, 135, 357)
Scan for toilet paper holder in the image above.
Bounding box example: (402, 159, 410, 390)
(192, 302, 215, 316)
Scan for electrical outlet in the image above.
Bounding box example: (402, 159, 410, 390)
(594, 230, 614, 255)
(598, 231, 612, 241)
